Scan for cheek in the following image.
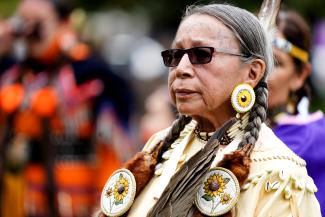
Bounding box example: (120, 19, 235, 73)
(269, 67, 293, 91)
(200, 79, 231, 110)
(167, 72, 176, 104)
(268, 68, 292, 106)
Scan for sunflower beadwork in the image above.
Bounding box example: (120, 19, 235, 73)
(196, 167, 240, 216)
(231, 83, 255, 114)
(203, 174, 226, 197)
(101, 169, 136, 216)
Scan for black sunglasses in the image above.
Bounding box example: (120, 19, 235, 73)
(161, 46, 248, 67)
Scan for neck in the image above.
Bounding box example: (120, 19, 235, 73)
(192, 105, 236, 132)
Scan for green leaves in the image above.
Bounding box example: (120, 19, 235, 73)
(114, 200, 123, 205)
(202, 194, 214, 201)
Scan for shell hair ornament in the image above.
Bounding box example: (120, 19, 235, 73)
(231, 83, 255, 114)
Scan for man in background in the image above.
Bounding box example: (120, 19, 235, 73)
(0, 1, 133, 216)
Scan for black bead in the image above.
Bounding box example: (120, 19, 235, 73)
(241, 95, 247, 102)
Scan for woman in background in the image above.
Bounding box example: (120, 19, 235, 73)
(268, 9, 325, 215)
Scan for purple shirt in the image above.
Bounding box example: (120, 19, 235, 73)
(273, 111, 325, 215)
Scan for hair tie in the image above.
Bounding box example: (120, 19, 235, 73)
(256, 81, 268, 89)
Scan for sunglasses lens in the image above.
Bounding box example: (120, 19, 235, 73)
(189, 47, 213, 64)
(161, 47, 213, 67)
(161, 49, 184, 67)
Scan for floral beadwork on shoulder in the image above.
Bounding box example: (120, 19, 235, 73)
(195, 167, 240, 216)
(101, 169, 136, 216)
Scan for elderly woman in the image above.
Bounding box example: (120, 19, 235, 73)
(98, 4, 321, 217)
(269, 10, 325, 216)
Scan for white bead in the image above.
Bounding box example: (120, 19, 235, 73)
(242, 183, 251, 190)
(252, 177, 259, 185)
(271, 181, 280, 190)
(265, 181, 271, 192)
(162, 149, 173, 160)
(279, 170, 288, 181)
(284, 185, 292, 199)
(178, 154, 186, 163)
(154, 167, 163, 176)
(171, 143, 178, 149)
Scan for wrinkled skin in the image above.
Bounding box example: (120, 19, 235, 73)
(168, 14, 265, 132)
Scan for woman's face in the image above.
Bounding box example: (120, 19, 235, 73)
(168, 14, 250, 129)
(268, 47, 296, 109)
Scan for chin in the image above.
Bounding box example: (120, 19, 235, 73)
(176, 106, 197, 117)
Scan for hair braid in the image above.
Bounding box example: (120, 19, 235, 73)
(157, 115, 192, 161)
(238, 83, 268, 149)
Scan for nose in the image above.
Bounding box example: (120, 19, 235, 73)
(174, 53, 194, 78)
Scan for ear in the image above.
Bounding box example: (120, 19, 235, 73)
(290, 62, 311, 91)
(244, 59, 266, 88)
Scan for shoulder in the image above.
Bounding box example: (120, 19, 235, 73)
(248, 124, 317, 194)
(238, 125, 321, 216)
(248, 124, 314, 191)
(141, 120, 197, 153)
(251, 124, 306, 171)
(141, 127, 171, 153)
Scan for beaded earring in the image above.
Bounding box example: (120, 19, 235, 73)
(231, 83, 255, 117)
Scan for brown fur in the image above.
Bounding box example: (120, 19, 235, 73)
(123, 147, 159, 195)
(193, 209, 205, 217)
(217, 145, 252, 185)
(95, 143, 161, 217)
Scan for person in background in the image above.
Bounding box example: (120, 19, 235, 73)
(268, 9, 325, 216)
(96, 3, 321, 217)
(0, 0, 133, 216)
(139, 85, 175, 144)
(0, 19, 16, 73)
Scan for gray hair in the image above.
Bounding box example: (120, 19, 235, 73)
(184, 4, 272, 148)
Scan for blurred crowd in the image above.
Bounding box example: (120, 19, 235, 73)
(0, 0, 324, 217)
(0, 0, 177, 216)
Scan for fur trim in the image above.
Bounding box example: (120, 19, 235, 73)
(96, 142, 161, 217)
(193, 209, 205, 217)
(217, 145, 251, 185)
(123, 146, 160, 195)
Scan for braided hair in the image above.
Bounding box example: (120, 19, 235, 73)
(239, 80, 268, 149)
(157, 114, 192, 161)
(146, 4, 273, 217)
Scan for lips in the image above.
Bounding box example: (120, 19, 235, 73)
(174, 88, 197, 98)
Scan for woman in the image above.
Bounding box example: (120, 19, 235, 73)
(98, 4, 321, 217)
(269, 10, 325, 216)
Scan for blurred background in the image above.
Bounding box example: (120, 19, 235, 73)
(2, 0, 325, 115)
(0, 0, 324, 216)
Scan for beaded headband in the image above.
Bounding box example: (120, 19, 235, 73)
(273, 37, 309, 63)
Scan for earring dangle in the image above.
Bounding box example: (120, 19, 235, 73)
(231, 83, 255, 117)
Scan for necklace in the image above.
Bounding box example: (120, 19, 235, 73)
(194, 127, 214, 141)
(194, 113, 249, 144)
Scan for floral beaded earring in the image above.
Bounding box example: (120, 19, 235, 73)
(231, 83, 255, 118)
